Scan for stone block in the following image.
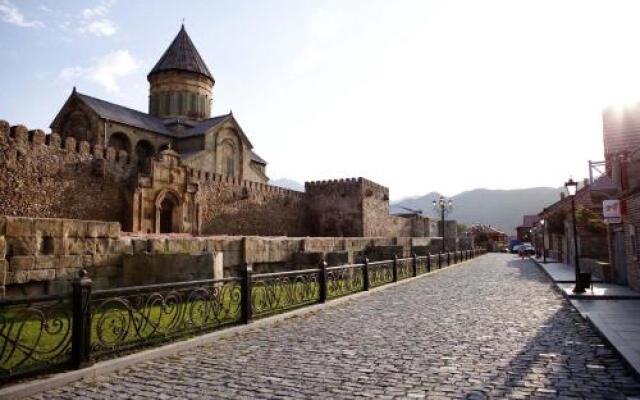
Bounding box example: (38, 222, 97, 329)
(11, 125, 28, 143)
(292, 252, 324, 267)
(91, 253, 123, 267)
(326, 251, 349, 266)
(59, 255, 83, 269)
(32, 129, 46, 145)
(87, 222, 110, 238)
(222, 250, 242, 267)
(91, 265, 120, 278)
(35, 255, 57, 270)
(55, 267, 80, 280)
(6, 236, 37, 256)
(166, 238, 203, 253)
(110, 238, 133, 255)
(10, 256, 35, 271)
(47, 280, 71, 296)
(27, 269, 56, 282)
(122, 253, 213, 286)
(0, 216, 6, 235)
(62, 220, 87, 238)
(0, 236, 5, 259)
(5, 216, 34, 237)
(63, 237, 96, 255)
(0, 120, 9, 136)
(7, 271, 29, 284)
(149, 239, 167, 254)
(131, 238, 148, 254)
(49, 133, 62, 147)
(34, 218, 64, 237)
(94, 238, 110, 254)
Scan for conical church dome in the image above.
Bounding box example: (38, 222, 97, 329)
(148, 25, 214, 82)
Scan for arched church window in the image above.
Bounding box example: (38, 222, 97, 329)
(108, 132, 131, 153)
(63, 111, 92, 143)
(220, 140, 236, 177)
(135, 140, 155, 174)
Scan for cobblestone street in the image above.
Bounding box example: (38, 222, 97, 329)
(33, 254, 640, 399)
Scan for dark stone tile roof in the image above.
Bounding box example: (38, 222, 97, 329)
(250, 150, 267, 165)
(148, 25, 214, 81)
(75, 92, 231, 140)
(76, 92, 173, 135)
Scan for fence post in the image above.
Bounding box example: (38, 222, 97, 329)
(241, 263, 253, 324)
(392, 254, 398, 282)
(447, 251, 451, 266)
(363, 257, 370, 291)
(318, 259, 328, 303)
(412, 253, 418, 277)
(427, 253, 431, 272)
(438, 252, 442, 269)
(71, 269, 92, 369)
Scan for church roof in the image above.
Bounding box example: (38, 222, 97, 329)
(57, 91, 256, 150)
(75, 92, 174, 135)
(148, 25, 214, 81)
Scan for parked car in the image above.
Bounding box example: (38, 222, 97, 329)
(515, 243, 535, 255)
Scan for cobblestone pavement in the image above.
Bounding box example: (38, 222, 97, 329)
(32, 254, 640, 399)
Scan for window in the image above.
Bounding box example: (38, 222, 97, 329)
(220, 140, 236, 177)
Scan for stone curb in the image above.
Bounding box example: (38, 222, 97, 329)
(529, 256, 640, 380)
(0, 255, 483, 400)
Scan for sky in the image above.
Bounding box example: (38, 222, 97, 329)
(2, 0, 640, 200)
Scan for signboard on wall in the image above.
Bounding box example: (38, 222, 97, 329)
(603, 200, 622, 224)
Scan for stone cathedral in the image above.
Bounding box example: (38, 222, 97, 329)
(51, 25, 268, 184)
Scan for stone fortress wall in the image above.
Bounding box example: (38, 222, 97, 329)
(0, 215, 470, 299)
(0, 121, 133, 227)
(0, 118, 472, 299)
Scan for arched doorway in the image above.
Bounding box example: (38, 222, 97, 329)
(155, 190, 181, 233)
(135, 140, 155, 174)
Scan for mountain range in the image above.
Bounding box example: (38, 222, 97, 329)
(269, 179, 562, 234)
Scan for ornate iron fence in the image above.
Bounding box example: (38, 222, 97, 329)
(368, 260, 394, 287)
(251, 269, 320, 318)
(0, 249, 486, 384)
(0, 294, 72, 381)
(90, 277, 242, 360)
(326, 264, 364, 299)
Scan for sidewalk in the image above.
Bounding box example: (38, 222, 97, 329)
(531, 256, 640, 378)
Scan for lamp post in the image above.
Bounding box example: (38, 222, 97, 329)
(564, 178, 583, 293)
(540, 217, 547, 264)
(433, 197, 453, 253)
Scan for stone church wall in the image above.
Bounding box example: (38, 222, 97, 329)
(0, 120, 134, 228)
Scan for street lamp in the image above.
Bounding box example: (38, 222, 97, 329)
(433, 197, 453, 253)
(564, 178, 583, 293)
(540, 217, 547, 264)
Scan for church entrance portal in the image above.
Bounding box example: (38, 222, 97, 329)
(155, 191, 180, 233)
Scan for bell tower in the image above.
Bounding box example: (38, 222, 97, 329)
(148, 25, 214, 120)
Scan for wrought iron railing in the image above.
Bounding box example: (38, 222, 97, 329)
(90, 277, 242, 360)
(0, 295, 72, 381)
(0, 249, 486, 384)
(251, 269, 320, 318)
(326, 264, 364, 299)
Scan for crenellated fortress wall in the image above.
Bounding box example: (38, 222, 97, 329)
(0, 120, 134, 227)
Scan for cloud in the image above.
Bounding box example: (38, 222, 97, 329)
(0, 0, 44, 28)
(78, 0, 118, 36)
(79, 19, 117, 36)
(59, 49, 138, 92)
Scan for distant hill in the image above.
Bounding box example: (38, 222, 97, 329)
(391, 187, 562, 234)
(269, 178, 304, 192)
